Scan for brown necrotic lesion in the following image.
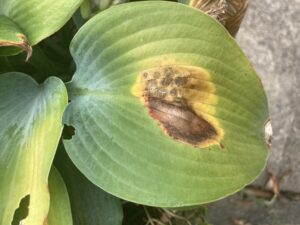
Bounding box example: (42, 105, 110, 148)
(132, 65, 223, 148)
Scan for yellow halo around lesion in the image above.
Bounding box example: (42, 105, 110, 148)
(131, 64, 224, 148)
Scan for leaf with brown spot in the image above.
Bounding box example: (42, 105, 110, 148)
(63, 1, 269, 207)
(133, 65, 223, 148)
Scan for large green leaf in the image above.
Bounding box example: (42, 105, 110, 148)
(0, 72, 67, 225)
(63, 1, 269, 207)
(0, 0, 82, 56)
(55, 142, 124, 225)
(48, 167, 72, 225)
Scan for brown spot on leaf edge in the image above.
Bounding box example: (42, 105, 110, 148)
(0, 34, 32, 61)
(43, 216, 48, 225)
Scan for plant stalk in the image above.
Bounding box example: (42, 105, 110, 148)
(182, 0, 249, 37)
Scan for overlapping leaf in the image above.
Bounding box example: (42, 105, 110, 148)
(0, 0, 82, 56)
(0, 20, 77, 83)
(63, 1, 269, 207)
(55, 143, 123, 225)
(0, 16, 31, 57)
(0, 72, 67, 225)
(48, 167, 72, 225)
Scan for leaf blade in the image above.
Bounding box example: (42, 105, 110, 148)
(0, 72, 68, 225)
(64, 1, 269, 207)
(48, 167, 73, 225)
(55, 143, 124, 225)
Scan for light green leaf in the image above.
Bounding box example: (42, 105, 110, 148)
(55, 143, 123, 225)
(0, 72, 68, 225)
(64, 1, 269, 207)
(48, 167, 72, 225)
(0, 0, 82, 56)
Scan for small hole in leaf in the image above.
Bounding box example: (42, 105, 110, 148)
(11, 195, 30, 225)
(63, 125, 76, 140)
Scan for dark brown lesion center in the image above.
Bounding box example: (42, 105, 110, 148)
(148, 98, 217, 145)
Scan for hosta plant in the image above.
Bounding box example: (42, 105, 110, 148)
(0, 0, 269, 224)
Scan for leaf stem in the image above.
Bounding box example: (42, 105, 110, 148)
(181, 0, 249, 36)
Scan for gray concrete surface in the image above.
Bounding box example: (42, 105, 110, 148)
(208, 0, 300, 224)
(208, 193, 300, 225)
(236, 0, 300, 194)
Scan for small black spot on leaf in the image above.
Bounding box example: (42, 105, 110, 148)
(174, 77, 188, 86)
(164, 67, 174, 77)
(160, 77, 173, 86)
(143, 72, 148, 78)
(147, 79, 158, 89)
(220, 142, 225, 149)
(170, 88, 178, 96)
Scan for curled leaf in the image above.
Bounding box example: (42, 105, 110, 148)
(0, 0, 82, 58)
(0, 16, 32, 60)
(0, 72, 67, 225)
